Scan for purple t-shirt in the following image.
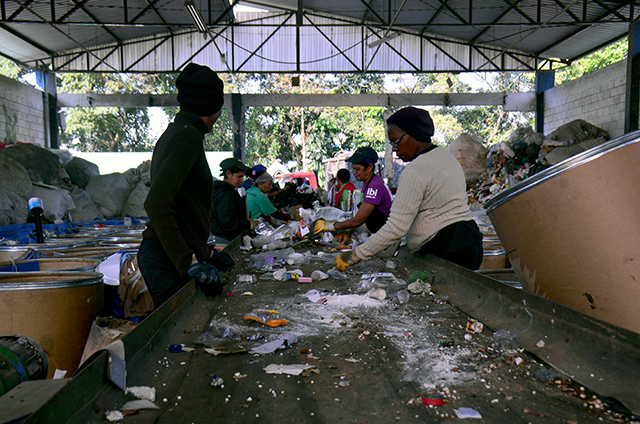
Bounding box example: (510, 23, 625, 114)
(361, 174, 393, 217)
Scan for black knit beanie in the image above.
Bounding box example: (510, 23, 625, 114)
(176, 63, 224, 116)
(387, 106, 435, 143)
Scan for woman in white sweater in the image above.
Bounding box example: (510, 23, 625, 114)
(335, 106, 483, 271)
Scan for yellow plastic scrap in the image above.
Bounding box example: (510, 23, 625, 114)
(244, 309, 289, 327)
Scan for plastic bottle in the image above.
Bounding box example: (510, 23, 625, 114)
(493, 329, 520, 353)
(263, 240, 287, 250)
(237, 274, 256, 283)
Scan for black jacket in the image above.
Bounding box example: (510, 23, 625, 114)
(210, 180, 250, 241)
(143, 112, 213, 276)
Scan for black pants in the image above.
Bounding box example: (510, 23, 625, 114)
(417, 220, 484, 270)
(138, 238, 190, 308)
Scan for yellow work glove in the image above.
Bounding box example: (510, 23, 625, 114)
(334, 250, 360, 271)
(310, 219, 335, 239)
(334, 233, 350, 244)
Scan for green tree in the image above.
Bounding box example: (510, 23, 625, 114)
(59, 73, 178, 152)
(556, 40, 627, 85)
(0, 57, 22, 79)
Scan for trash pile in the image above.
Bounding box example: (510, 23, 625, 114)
(448, 119, 610, 204)
(0, 143, 149, 225)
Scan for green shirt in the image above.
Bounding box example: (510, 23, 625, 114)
(246, 186, 277, 219)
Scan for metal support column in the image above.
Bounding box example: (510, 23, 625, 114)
(35, 70, 59, 148)
(231, 93, 245, 161)
(535, 69, 555, 134)
(625, 20, 640, 134)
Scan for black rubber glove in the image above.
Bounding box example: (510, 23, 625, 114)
(208, 249, 235, 272)
(187, 262, 225, 298)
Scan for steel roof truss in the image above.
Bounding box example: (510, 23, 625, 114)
(426, 36, 469, 70)
(0, 21, 53, 55)
(178, 29, 224, 70)
(551, 0, 581, 22)
(91, 45, 120, 72)
(536, 1, 632, 57)
(434, 0, 470, 25)
(591, 0, 628, 21)
(67, 0, 123, 43)
(305, 14, 362, 72)
(57, 0, 87, 23)
(236, 13, 293, 71)
(16, 0, 118, 71)
(57, 51, 85, 70)
(8, 0, 33, 21)
(469, 0, 526, 43)
(501, 0, 536, 24)
(125, 35, 170, 71)
(357, 0, 388, 26)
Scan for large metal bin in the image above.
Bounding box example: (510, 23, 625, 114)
(484, 129, 640, 334)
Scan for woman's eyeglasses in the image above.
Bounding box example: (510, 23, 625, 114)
(389, 132, 407, 147)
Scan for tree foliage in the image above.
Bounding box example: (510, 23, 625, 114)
(58, 73, 178, 152)
(555, 40, 627, 85)
(0, 57, 22, 79)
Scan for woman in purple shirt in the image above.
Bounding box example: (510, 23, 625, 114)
(312, 147, 393, 236)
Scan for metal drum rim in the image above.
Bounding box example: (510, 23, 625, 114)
(0, 271, 104, 291)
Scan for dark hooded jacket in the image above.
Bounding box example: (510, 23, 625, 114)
(210, 180, 250, 241)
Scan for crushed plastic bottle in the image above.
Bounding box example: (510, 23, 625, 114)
(237, 274, 256, 283)
(393, 289, 409, 304)
(493, 329, 520, 353)
(286, 252, 307, 265)
(263, 240, 288, 250)
(326, 268, 347, 280)
(212, 327, 240, 341)
(310, 270, 329, 280)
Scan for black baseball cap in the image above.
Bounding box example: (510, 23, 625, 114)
(347, 147, 378, 164)
(220, 158, 251, 175)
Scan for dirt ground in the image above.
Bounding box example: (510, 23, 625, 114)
(71, 240, 638, 424)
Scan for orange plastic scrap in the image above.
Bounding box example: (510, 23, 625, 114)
(244, 309, 289, 327)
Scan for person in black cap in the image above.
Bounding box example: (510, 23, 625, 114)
(311, 146, 393, 239)
(210, 157, 258, 245)
(335, 106, 483, 271)
(138, 63, 232, 308)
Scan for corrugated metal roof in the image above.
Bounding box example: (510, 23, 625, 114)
(1, 0, 637, 73)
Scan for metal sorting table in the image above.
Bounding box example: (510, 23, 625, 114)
(10, 238, 640, 424)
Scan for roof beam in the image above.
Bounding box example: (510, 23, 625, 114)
(8, 0, 33, 21)
(0, 21, 53, 55)
(500, 0, 536, 24)
(551, 0, 581, 22)
(65, 0, 123, 44)
(306, 16, 362, 71)
(236, 13, 293, 71)
(358, 0, 388, 26)
(469, 0, 526, 43)
(536, 1, 632, 56)
(57, 92, 536, 110)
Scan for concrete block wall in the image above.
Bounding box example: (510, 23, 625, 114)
(0, 74, 46, 147)
(544, 59, 627, 138)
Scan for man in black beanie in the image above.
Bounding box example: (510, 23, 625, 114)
(139, 63, 231, 308)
